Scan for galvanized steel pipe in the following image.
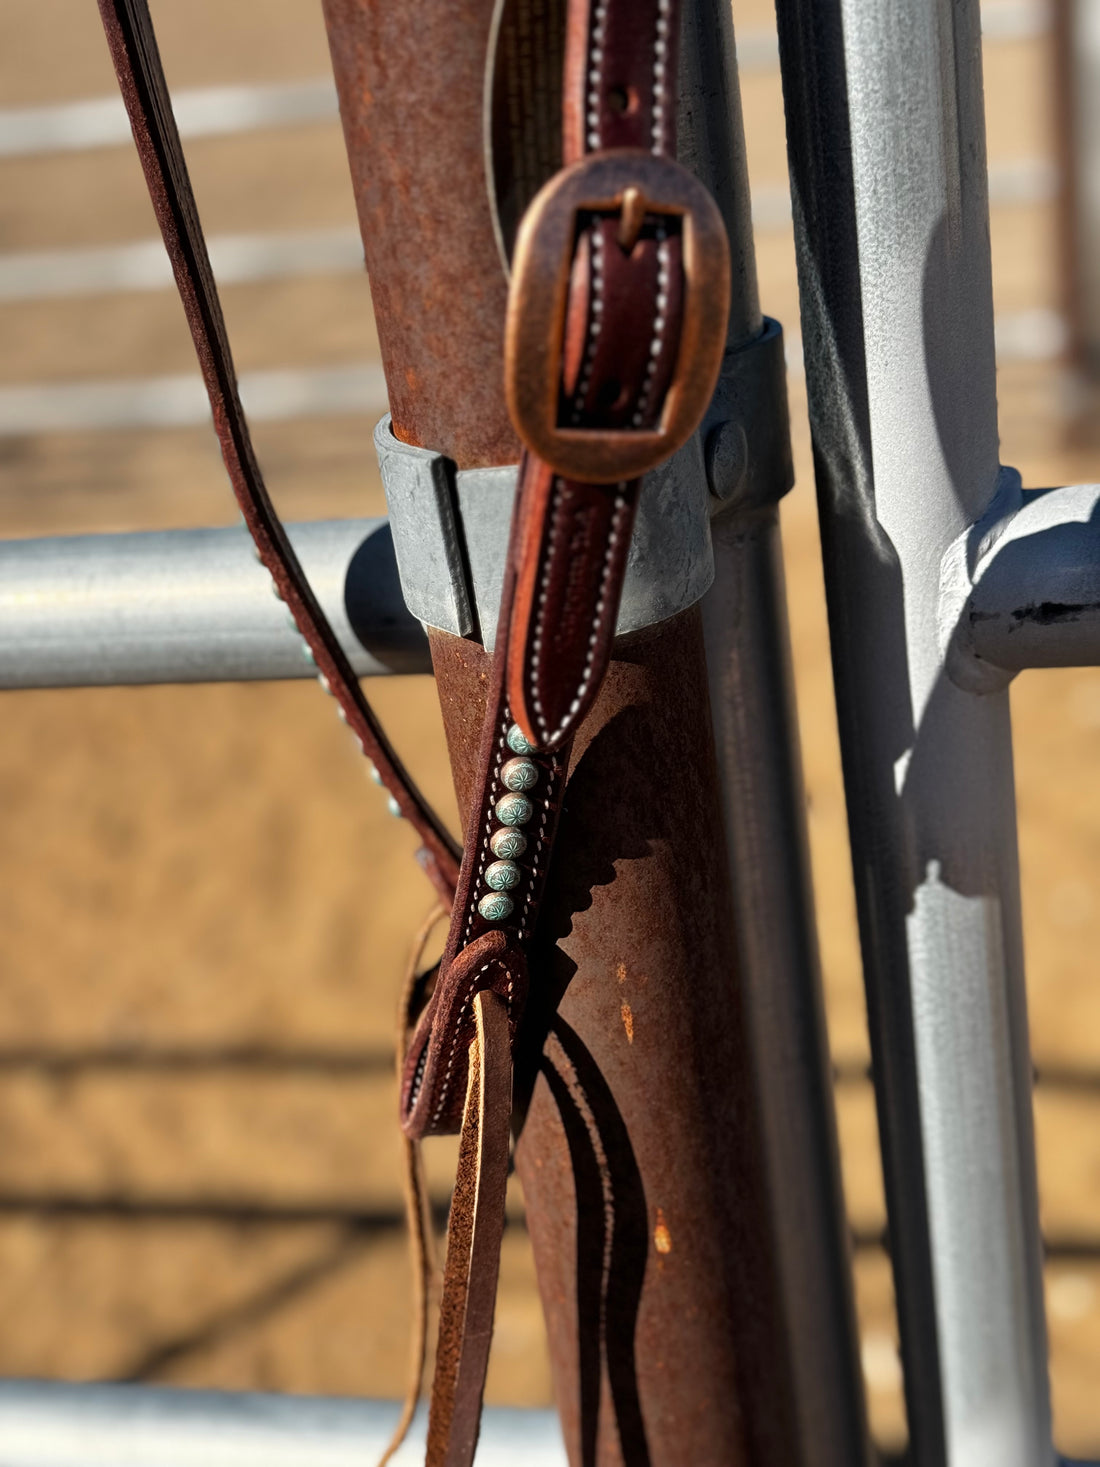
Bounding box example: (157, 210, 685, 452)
(0, 519, 429, 688)
(1055, 0, 1100, 368)
(681, 3, 872, 1464)
(948, 481, 1100, 685)
(0, 1381, 565, 1466)
(775, 0, 1052, 1461)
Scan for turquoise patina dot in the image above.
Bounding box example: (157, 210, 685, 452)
(506, 723, 535, 755)
(387, 795, 401, 817)
(485, 859, 521, 892)
(478, 891, 514, 922)
(490, 826, 527, 860)
(495, 792, 533, 826)
(502, 757, 539, 792)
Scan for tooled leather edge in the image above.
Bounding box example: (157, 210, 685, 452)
(96, 0, 461, 901)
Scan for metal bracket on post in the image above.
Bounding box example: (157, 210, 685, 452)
(702, 316, 794, 515)
(375, 413, 715, 649)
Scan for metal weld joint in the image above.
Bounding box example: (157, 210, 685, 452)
(941, 467, 1100, 693)
(375, 413, 714, 651)
(701, 316, 793, 515)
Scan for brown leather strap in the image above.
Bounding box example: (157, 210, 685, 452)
(425, 990, 512, 1467)
(380, 905, 447, 1467)
(563, 0, 681, 162)
(401, 0, 730, 1455)
(400, 0, 714, 1132)
(504, 0, 688, 751)
(95, 0, 461, 903)
(399, 464, 566, 1141)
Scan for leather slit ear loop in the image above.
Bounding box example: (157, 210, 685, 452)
(425, 990, 513, 1467)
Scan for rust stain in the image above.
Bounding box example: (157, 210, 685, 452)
(654, 1208, 672, 1255)
(620, 1000, 635, 1043)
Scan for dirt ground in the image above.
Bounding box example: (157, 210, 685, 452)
(1, 0, 1099, 1458)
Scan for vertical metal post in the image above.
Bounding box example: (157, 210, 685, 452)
(774, 0, 1052, 1463)
(322, 2, 812, 1462)
(1054, 0, 1100, 368)
(681, 6, 872, 1466)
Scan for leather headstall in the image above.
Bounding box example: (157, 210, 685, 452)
(399, 1, 730, 1461)
(96, 0, 729, 1462)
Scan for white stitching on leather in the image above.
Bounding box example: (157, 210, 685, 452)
(570, 226, 604, 426)
(430, 959, 513, 1125)
(528, 1, 670, 748)
(652, 0, 672, 153)
(519, 779, 556, 939)
(556, 487, 629, 737)
(586, 0, 609, 151)
(527, 484, 629, 747)
(632, 224, 670, 428)
(528, 479, 573, 745)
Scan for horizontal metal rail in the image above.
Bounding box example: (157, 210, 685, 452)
(1058, 0, 1100, 366)
(0, 1378, 1085, 1466)
(0, 160, 1057, 306)
(0, 0, 1045, 162)
(0, 519, 429, 688)
(0, 78, 339, 158)
(3, 499, 1098, 692)
(0, 308, 1067, 437)
(0, 1381, 565, 1466)
(0, 364, 388, 436)
(947, 481, 1100, 685)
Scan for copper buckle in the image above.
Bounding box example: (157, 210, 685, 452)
(504, 150, 730, 485)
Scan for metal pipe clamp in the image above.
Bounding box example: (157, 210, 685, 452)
(375, 414, 714, 650)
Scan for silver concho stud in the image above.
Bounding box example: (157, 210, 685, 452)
(478, 891, 514, 921)
(502, 757, 539, 792)
(506, 723, 536, 755)
(485, 859, 521, 891)
(495, 792, 533, 826)
(490, 826, 527, 860)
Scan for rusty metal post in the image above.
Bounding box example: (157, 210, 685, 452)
(321, 3, 803, 1462)
(680, 3, 871, 1463)
(1053, 0, 1100, 371)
